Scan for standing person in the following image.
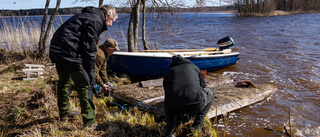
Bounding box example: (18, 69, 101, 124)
(94, 38, 118, 94)
(49, 5, 118, 128)
(162, 55, 215, 136)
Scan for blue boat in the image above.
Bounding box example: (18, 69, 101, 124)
(107, 49, 239, 78)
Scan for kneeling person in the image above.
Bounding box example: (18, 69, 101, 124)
(162, 55, 215, 136)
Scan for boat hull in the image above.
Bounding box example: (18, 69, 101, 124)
(108, 52, 239, 77)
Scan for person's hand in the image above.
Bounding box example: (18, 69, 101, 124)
(102, 84, 109, 92)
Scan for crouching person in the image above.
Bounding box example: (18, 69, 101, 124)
(94, 38, 119, 94)
(162, 55, 215, 137)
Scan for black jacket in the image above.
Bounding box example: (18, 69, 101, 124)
(49, 6, 108, 73)
(163, 56, 206, 115)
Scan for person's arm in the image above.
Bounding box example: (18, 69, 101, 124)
(196, 67, 206, 88)
(100, 57, 109, 84)
(163, 73, 168, 91)
(80, 20, 102, 87)
(96, 57, 110, 93)
(81, 21, 100, 72)
(94, 55, 105, 86)
(200, 73, 206, 88)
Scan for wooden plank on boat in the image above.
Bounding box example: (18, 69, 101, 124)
(109, 73, 278, 119)
(179, 49, 232, 56)
(141, 48, 219, 52)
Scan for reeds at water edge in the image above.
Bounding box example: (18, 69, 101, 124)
(0, 15, 63, 52)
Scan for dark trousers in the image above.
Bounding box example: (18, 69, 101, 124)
(55, 61, 95, 126)
(163, 87, 214, 136)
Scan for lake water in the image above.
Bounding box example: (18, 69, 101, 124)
(1, 12, 319, 136)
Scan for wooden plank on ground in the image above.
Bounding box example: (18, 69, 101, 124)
(206, 84, 277, 119)
(139, 78, 163, 88)
(142, 96, 164, 103)
(109, 73, 278, 119)
(24, 64, 45, 69)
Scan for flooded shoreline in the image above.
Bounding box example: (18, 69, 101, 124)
(1, 12, 319, 136)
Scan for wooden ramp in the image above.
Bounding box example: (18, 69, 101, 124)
(110, 73, 278, 119)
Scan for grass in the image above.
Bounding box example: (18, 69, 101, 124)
(0, 14, 64, 57)
(0, 63, 220, 137)
(1, 15, 40, 52)
(0, 14, 62, 65)
(0, 14, 221, 137)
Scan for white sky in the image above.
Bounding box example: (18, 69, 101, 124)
(0, 0, 232, 10)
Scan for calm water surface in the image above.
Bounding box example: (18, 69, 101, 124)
(1, 12, 319, 136)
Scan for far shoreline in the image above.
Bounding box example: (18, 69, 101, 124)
(236, 10, 320, 17)
(1, 10, 319, 18)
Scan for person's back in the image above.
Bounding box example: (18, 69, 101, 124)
(162, 55, 214, 136)
(163, 55, 206, 115)
(50, 6, 107, 64)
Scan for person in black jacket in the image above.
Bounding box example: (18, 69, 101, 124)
(49, 5, 117, 128)
(162, 55, 215, 136)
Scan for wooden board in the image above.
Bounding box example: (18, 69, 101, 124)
(110, 73, 278, 118)
(139, 78, 163, 88)
(140, 48, 219, 52)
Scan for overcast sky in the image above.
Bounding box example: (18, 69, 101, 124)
(0, 0, 232, 10)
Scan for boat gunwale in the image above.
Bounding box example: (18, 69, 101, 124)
(112, 51, 240, 58)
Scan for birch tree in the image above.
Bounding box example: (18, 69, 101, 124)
(38, 0, 61, 58)
(141, 0, 148, 50)
(127, 0, 142, 52)
(126, 0, 188, 52)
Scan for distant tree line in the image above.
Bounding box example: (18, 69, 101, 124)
(0, 6, 235, 16)
(0, 7, 83, 16)
(235, 0, 320, 16)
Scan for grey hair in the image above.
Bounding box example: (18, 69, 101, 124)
(99, 5, 118, 19)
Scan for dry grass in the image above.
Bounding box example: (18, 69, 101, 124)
(0, 15, 63, 57)
(1, 16, 40, 52)
(0, 14, 218, 136)
(0, 63, 218, 137)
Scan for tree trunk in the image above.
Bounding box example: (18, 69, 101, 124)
(38, 0, 61, 58)
(142, 0, 148, 50)
(38, 0, 50, 57)
(251, 0, 255, 13)
(127, 9, 135, 52)
(245, 0, 249, 14)
(99, 0, 103, 6)
(133, 1, 141, 51)
(127, 0, 141, 52)
(291, 0, 295, 11)
(257, 0, 260, 13)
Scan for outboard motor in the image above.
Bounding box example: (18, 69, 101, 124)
(217, 36, 235, 51)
